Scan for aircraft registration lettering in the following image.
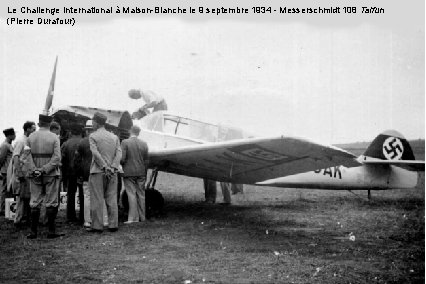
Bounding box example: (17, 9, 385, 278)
(229, 144, 290, 162)
(314, 166, 342, 179)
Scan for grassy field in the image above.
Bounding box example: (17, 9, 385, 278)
(0, 171, 424, 284)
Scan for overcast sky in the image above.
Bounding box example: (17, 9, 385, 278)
(1, 16, 424, 144)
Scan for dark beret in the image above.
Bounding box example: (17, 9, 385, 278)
(3, 128, 15, 136)
(39, 114, 53, 124)
(93, 112, 107, 125)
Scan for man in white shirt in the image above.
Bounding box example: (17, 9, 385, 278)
(12, 121, 36, 226)
(129, 89, 168, 119)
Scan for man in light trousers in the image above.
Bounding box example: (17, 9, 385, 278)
(87, 112, 121, 233)
(12, 121, 36, 226)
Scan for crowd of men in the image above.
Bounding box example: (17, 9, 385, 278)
(0, 111, 149, 239)
(0, 90, 244, 239)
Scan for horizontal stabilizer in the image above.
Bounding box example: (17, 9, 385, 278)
(362, 159, 425, 171)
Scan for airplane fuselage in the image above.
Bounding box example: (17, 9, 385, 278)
(256, 159, 419, 190)
(135, 116, 421, 191)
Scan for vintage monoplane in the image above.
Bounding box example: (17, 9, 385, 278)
(45, 58, 424, 206)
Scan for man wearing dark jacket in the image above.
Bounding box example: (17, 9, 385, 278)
(75, 120, 94, 228)
(61, 124, 83, 223)
(120, 125, 148, 223)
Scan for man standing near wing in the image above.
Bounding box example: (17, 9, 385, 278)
(120, 125, 148, 223)
(87, 112, 122, 233)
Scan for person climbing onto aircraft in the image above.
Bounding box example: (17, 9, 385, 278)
(128, 89, 168, 119)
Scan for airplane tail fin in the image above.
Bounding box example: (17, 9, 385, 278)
(363, 130, 416, 160)
(362, 130, 424, 172)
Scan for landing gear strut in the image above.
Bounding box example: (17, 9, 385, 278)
(368, 190, 371, 200)
(145, 169, 164, 218)
(147, 168, 159, 189)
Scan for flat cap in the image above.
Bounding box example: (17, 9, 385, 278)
(3, 128, 15, 136)
(93, 112, 107, 125)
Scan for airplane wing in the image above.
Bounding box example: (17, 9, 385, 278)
(149, 136, 361, 184)
(362, 160, 425, 171)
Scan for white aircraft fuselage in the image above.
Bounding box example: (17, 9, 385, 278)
(256, 158, 419, 190)
(134, 113, 421, 191)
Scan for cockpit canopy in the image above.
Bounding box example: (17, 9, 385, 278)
(138, 111, 251, 142)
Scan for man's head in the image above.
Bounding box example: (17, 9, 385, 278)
(3, 128, 16, 142)
(49, 122, 61, 136)
(129, 125, 141, 137)
(70, 124, 82, 136)
(38, 114, 53, 128)
(23, 121, 36, 137)
(92, 112, 107, 130)
(128, 89, 142, 100)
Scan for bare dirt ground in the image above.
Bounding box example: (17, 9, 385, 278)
(0, 172, 424, 284)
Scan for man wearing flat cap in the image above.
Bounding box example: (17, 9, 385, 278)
(88, 112, 122, 233)
(61, 124, 83, 223)
(26, 114, 62, 239)
(0, 128, 16, 214)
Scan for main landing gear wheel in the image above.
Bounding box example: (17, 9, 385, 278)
(145, 169, 164, 219)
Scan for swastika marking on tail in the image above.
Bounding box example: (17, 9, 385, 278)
(383, 137, 404, 160)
